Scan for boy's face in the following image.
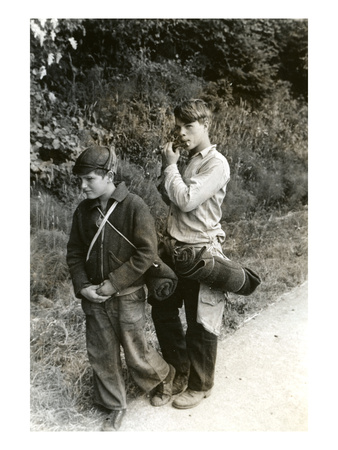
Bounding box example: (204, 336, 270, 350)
(79, 171, 111, 200)
(174, 118, 209, 153)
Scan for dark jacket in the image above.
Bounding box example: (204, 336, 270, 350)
(67, 182, 158, 298)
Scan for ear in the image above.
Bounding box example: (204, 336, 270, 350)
(106, 170, 115, 182)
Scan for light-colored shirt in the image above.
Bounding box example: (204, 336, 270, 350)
(164, 145, 230, 244)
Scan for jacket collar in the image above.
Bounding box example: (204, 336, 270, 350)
(88, 181, 129, 209)
(110, 181, 129, 202)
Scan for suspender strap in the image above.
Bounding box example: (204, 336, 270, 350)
(86, 201, 118, 261)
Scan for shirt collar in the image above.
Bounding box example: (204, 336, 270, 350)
(192, 145, 217, 159)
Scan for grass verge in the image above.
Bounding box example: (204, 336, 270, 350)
(30, 207, 307, 431)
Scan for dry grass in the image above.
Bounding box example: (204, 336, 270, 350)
(30, 205, 307, 430)
(218, 208, 308, 336)
(30, 279, 159, 431)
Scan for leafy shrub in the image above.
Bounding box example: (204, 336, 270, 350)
(30, 19, 307, 219)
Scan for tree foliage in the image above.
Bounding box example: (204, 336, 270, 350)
(30, 18, 308, 215)
(31, 18, 307, 106)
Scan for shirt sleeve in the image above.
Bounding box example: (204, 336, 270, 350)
(164, 158, 230, 212)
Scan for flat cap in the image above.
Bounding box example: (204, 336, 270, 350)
(73, 145, 117, 175)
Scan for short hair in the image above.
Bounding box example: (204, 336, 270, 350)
(174, 99, 212, 124)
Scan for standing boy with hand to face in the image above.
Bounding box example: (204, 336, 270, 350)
(66, 144, 175, 431)
(149, 99, 232, 409)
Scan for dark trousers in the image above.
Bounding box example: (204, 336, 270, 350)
(150, 276, 218, 392)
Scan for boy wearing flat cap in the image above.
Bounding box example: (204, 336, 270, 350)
(67, 144, 175, 431)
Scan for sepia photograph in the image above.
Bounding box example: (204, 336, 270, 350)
(1, 1, 336, 445)
(28, 17, 310, 433)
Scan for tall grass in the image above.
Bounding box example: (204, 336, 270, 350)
(210, 87, 307, 219)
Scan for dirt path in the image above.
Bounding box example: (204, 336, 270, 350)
(119, 281, 308, 431)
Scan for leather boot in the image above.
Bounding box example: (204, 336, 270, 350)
(172, 373, 189, 395)
(101, 409, 126, 431)
(172, 388, 212, 409)
(150, 364, 176, 407)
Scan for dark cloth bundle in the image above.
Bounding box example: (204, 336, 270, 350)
(173, 245, 261, 296)
(146, 259, 178, 301)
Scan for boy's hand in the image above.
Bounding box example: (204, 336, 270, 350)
(161, 142, 180, 168)
(80, 285, 111, 303)
(96, 279, 117, 297)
